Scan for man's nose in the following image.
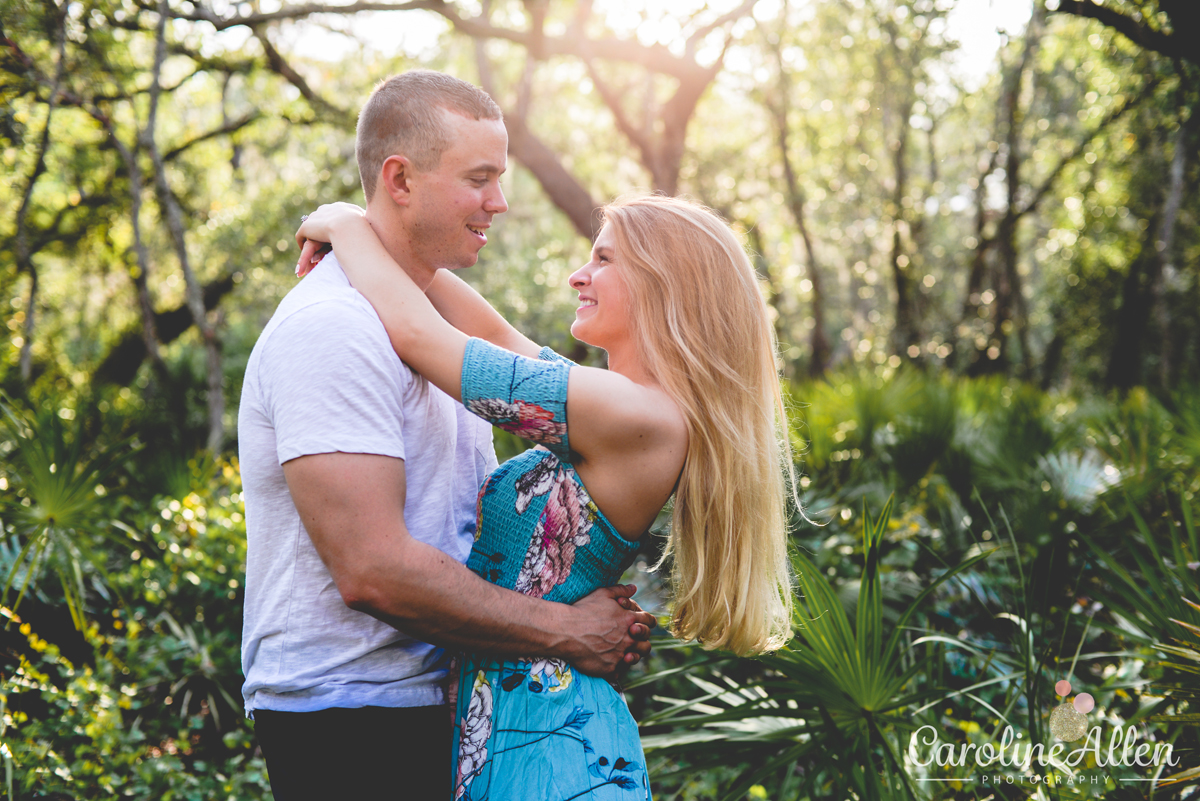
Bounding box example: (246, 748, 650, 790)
(485, 182, 508, 214)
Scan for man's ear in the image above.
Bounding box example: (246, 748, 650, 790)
(379, 155, 415, 206)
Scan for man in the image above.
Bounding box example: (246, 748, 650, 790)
(237, 71, 653, 800)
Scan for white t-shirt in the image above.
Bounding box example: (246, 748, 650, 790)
(237, 254, 496, 715)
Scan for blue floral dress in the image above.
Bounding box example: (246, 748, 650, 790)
(451, 337, 651, 801)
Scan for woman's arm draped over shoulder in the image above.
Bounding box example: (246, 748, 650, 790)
(299, 205, 470, 401)
(296, 203, 540, 358)
(296, 204, 684, 495)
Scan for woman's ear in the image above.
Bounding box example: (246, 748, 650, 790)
(379, 155, 414, 206)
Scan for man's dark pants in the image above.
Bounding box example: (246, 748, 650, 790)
(255, 705, 452, 800)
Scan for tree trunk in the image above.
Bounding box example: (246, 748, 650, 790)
(13, 13, 66, 385)
(1151, 107, 1193, 385)
(147, 0, 225, 451)
(1107, 108, 1192, 389)
(18, 270, 37, 383)
(743, 225, 792, 376)
(767, 24, 830, 377)
(954, 183, 996, 372)
(960, 1, 1044, 376)
(1105, 244, 1155, 390)
(888, 96, 920, 361)
(992, 2, 1044, 377)
(875, 13, 921, 362)
(506, 114, 602, 239)
(97, 111, 166, 373)
(474, 38, 600, 240)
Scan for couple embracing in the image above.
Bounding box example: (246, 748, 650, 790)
(238, 70, 795, 801)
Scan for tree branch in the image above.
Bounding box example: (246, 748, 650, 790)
(765, 23, 829, 376)
(1014, 75, 1160, 220)
(177, 0, 708, 78)
(15, 3, 67, 384)
(685, 0, 755, 55)
(162, 111, 260, 161)
(175, 0, 442, 31)
(253, 28, 353, 125)
(90, 102, 166, 370)
(147, 0, 225, 451)
(94, 275, 237, 387)
(584, 59, 655, 168)
(474, 34, 598, 239)
(1053, 0, 1196, 65)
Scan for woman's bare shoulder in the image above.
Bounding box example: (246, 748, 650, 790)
(565, 365, 688, 456)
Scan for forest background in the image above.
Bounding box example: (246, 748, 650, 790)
(1, 0, 1199, 799)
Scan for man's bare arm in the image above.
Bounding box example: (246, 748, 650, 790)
(283, 451, 653, 675)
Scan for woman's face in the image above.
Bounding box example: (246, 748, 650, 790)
(568, 225, 633, 352)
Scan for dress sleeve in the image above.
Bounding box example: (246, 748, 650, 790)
(461, 337, 572, 461)
(537, 346, 577, 366)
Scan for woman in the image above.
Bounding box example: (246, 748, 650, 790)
(296, 193, 795, 800)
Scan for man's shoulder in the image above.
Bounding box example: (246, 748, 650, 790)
(246, 276, 409, 406)
(270, 293, 380, 339)
(268, 261, 379, 335)
(251, 264, 390, 362)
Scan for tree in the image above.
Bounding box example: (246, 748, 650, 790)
(173, 0, 757, 240)
(2, 0, 321, 450)
(1054, 0, 1200, 67)
(757, 1, 832, 378)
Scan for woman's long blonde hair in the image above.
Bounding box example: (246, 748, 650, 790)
(601, 194, 794, 656)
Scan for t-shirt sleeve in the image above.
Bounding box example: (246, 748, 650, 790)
(259, 301, 410, 464)
(460, 337, 571, 461)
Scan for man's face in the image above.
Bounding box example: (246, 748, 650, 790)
(405, 109, 508, 272)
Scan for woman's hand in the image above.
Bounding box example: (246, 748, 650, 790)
(295, 202, 370, 277)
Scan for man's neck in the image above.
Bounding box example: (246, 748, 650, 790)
(364, 205, 437, 291)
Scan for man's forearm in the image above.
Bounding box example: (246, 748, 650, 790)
(342, 533, 639, 674)
(283, 451, 649, 676)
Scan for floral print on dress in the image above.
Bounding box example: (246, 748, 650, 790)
(467, 398, 567, 446)
(518, 657, 574, 694)
(514, 465, 596, 598)
(455, 340, 649, 800)
(513, 458, 557, 515)
(456, 671, 494, 800)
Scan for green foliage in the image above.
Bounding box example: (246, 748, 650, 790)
(1, 614, 269, 800)
(2, 1, 1198, 797)
(1079, 500, 1200, 790)
(642, 498, 995, 800)
(0, 398, 136, 629)
(2, 363, 1196, 798)
(0, 448, 259, 798)
(637, 368, 1200, 799)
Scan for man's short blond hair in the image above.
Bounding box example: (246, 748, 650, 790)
(356, 71, 503, 202)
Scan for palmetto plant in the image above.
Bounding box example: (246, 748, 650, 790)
(640, 497, 995, 800)
(1083, 500, 1200, 792)
(1085, 388, 1187, 501)
(149, 611, 243, 732)
(1154, 620, 1200, 791)
(1082, 501, 1200, 652)
(0, 399, 135, 629)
